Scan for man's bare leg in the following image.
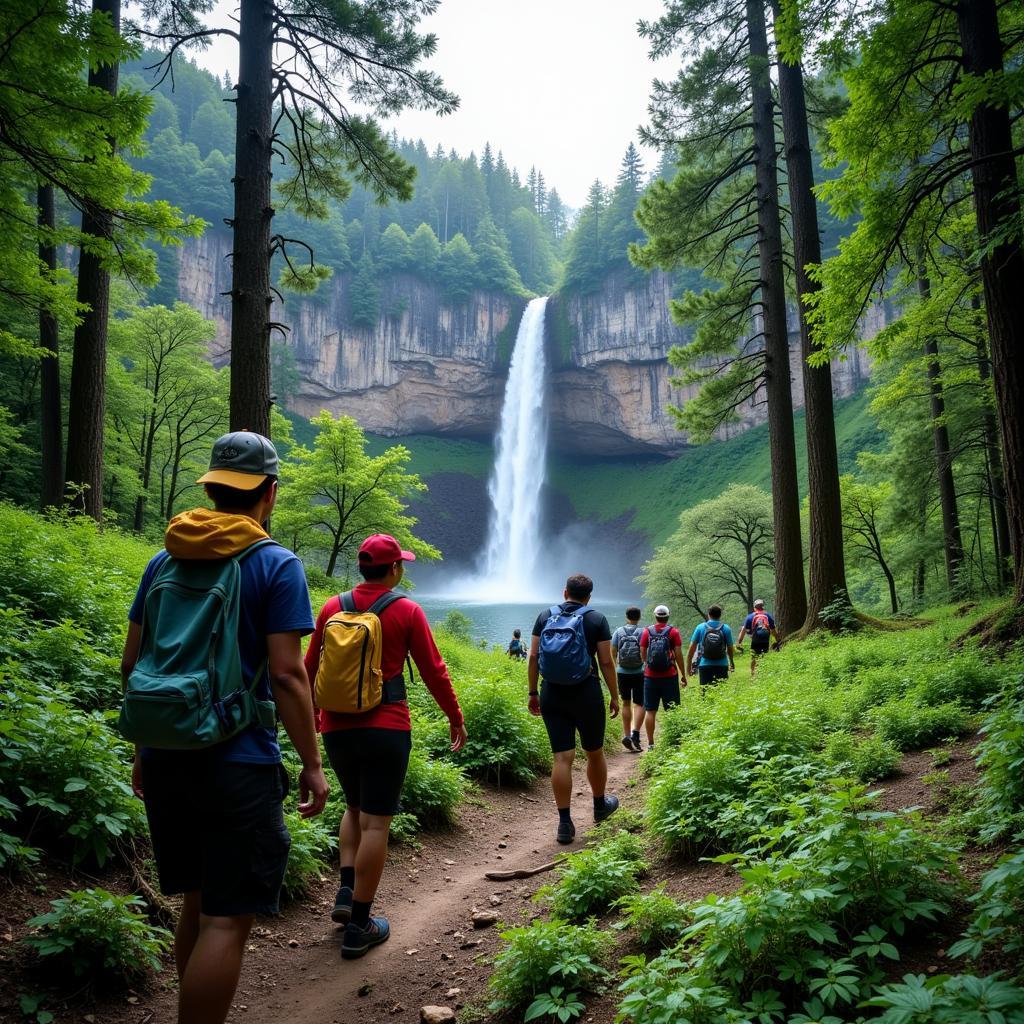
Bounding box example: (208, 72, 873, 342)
(176, 912, 254, 1024)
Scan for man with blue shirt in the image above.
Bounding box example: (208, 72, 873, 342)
(121, 431, 328, 1024)
(687, 604, 736, 687)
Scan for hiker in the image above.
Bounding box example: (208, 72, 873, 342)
(120, 431, 329, 1024)
(687, 604, 736, 686)
(611, 606, 646, 752)
(507, 628, 527, 660)
(528, 574, 621, 844)
(639, 605, 688, 750)
(735, 599, 779, 674)
(304, 534, 468, 959)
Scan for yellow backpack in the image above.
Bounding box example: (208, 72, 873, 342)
(315, 591, 408, 713)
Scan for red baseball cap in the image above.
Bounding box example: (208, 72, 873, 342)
(358, 534, 416, 567)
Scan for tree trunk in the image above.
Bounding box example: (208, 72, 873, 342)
(772, 5, 848, 630)
(975, 321, 1012, 588)
(747, 0, 807, 635)
(882, 560, 898, 615)
(919, 275, 965, 593)
(326, 540, 340, 577)
(745, 544, 754, 612)
(957, 0, 1024, 605)
(229, 0, 274, 437)
(37, 185, 64, 509)
(65, 0, 119, 519)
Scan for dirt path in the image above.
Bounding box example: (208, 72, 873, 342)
(135, 747, 643, 1024)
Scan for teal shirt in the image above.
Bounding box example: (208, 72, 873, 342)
(690, 620, 733, 668)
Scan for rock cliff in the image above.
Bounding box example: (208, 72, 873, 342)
(175, 232, 876, 454)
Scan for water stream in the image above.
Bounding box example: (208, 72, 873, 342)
(480, 296, 550, 601)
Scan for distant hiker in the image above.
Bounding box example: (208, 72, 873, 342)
(305, 534, 467, 959)
(688, 604, 736, 686)
(507, 628, 527, 660)
(639, 605, 688, 750)
(735, 599, 779, 674)
(528, 574, 621, 844)
(612, 606, 647, 752)
(120, 431, 329, 1024)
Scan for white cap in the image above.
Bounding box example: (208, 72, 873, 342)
(654, 604, 670, 618)
(753, 599, 765, 608)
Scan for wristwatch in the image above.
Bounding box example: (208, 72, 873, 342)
(528, 690, 539, 697)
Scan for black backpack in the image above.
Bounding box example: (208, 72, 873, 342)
(616, 626, 643, 670)
(645, 626, 674, 672)
(702, 624, 727, 661)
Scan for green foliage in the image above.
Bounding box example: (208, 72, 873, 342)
(489, 919, 614, 1014)
(23, 889, 170, 986)
(281, 811, 337, 900)
(865, 973, 1024, 1024)
(949, 846, 1024, 971)
(524, 986, 585, 1024)
(441, 610, 474, 642)
(399, 750, 466, 830)
(975, 676, 1024, 841)
(823, 732, 902, 782)
(613, 884, 690, 949)
(540, 832, 648, 921)
(868, 698, 968, 751)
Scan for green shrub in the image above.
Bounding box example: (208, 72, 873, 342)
(489, 919, 614, 1013)
(282, 811, 337, 899)
(540, 832, 647, 921)
(0, 670, 145, 865)
(869, 697, 968, 751)
(909, 656, 1002, 711)
(949, 847, 1024, 972)
(400, 749, 466, 829)
(614, 885, 689, 948)
(524, 986, 585, 1023)
(823, 731, 902, 782)
(866, 973, 1024, 1024)
(23, 888, 170, 986)
(976, 676, 1024, 841)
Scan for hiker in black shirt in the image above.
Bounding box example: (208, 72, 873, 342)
(528, 574, 620, 845)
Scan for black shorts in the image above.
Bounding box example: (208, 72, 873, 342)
(323, 728, 412, 817)
(644, 675, 681, 712)
(540, 676, 606, 753)
(141, 753, 291, 917)
(617, 672, 645, 705)
(751, 642, 770, 656)
(699, 664, 730, 686)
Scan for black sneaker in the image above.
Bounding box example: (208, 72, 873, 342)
(621, 735, 634, 751)
(630, 736, 643, 753)
(594, 795, 619, 823)
(341, 916, 391, 959)
(556, 819, 576, 844)
(331, 884, 353, 925)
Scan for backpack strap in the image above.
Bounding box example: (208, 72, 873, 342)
(365, 591, 409, 703)
(340, 591, 356, 613)
(234, 537, 278, 563)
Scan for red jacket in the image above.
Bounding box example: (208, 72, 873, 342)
(305, 583, 464, 733)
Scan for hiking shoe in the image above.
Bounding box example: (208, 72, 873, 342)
(330, 884, 353, 925)
(630, 736, 643, 753)
(647, 742, 655, 751)
(341, 916, 391, 959)
(621, 735, 635, 751)
(556, 819, 576, 844)
(594, 795, 619, 823)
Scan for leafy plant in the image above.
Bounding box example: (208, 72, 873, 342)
(489, 919, 613, 1013)
(539, 832, 648, 921)
(23, 888, 170, 986)
(949, 846, 1024, 972)
(524, 986, 585, 1023)
(976, 676, 1024, 841)
(868, 697, 967, 751)
(614, 884, 689, 949)
(823, 731, 902, 782)
(866, 973, 1024, 1024)
(399, 749, 466, 829)
(281, 810, 337, 899)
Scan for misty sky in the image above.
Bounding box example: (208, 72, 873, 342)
(167, 0, 677, 209)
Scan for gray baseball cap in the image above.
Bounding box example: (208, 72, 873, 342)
(197, 431, 279, 490)
(654, 604, 670, 618)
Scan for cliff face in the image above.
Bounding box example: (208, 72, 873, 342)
(175, 233, 875, 454)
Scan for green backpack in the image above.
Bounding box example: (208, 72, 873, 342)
(118, 539, 278, 750)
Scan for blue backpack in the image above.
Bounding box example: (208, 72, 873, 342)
(538, 605, 592, 685)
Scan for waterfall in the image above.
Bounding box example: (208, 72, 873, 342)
(480, 296, 549, 600)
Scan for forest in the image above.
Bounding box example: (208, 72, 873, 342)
(0, 0, 1023, 1022)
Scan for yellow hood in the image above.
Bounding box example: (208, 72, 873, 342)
(165, 508, 269, 560)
